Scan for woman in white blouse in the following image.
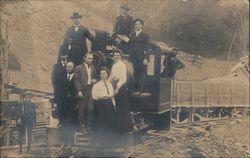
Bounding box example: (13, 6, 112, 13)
(109, 49, 132, 133)
(91, 67, 116, 148)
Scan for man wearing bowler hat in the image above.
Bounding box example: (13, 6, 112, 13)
(63, 12, 94, 65)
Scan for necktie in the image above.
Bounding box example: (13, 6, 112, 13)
(103, 81, 110, 95)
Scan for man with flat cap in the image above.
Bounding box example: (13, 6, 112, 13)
(114, 4, 133, 37)
(113, 4, 133, 54)
(129, 18, 151, 93)
(16, 91, 36, 154)
(63, 12, 94, 65)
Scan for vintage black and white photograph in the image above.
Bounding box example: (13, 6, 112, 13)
(0, 0, 249, 157)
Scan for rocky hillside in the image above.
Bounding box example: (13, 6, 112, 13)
(0, 0, 242, 92)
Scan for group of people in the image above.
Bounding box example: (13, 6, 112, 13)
(51, 4, 152, 147)
(52, 4, 184, 148)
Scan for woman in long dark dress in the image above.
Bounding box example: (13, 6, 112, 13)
(109, 49, 132, 133)
(91, 67, 116, 148)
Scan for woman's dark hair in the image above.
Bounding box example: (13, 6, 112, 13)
(112, 48, 123, 56)
(99, 66, 110, 76)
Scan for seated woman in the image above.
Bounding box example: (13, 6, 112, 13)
(91, 67, 116, 148)
(109, 49, 132, 133)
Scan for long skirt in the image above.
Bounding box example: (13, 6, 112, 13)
(115, 84, 133, 133)
(92, 99, 116, 148)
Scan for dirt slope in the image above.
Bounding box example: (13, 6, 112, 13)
(1, 0, 243, 92)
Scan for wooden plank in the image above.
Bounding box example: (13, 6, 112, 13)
(194, 113, 205, 120)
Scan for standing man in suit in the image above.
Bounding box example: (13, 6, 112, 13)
(129, 18, 151, 93)
(74, 53, 96, 131)
(113, 4, 133, 54)
(63, 12, 94, 65)
(52, 53, 67, 123)
(59, 62, 78, 146)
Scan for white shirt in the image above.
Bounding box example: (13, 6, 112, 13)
(135, 29, 142, 37)
(67, 73, 74, 81)
(75, 26, 79, 32)
(61, 61, 66, 67)
(92, 80, 115, 105)
(109, 60, 127, 90)
(68, 44, 72, 50)
(84, 63, 92, 85)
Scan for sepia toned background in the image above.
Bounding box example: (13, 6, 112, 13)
(0, 0, 249, 92)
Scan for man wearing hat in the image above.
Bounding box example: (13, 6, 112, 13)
(114, 4, 133, 37)
(63, 12, 94, 65)
(129, 18, 151, 93)
(113, 4, 133, 54)
(16, 91, 36, 153)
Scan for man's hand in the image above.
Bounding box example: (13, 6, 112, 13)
(91, 79, 97, 84)
(143, 59, 148, 65)
(78, 91, 83, 97)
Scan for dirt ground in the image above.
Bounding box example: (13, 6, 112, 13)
(1, 117, 249, 158)
(132, 117, 250, 158)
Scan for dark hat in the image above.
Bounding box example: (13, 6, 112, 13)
(120, 4, 130, 10)
(23, 91, 33, 97)
(113, 48, 123, 55)
(134, 18, 144, 25)
(70, 12, 82, 19)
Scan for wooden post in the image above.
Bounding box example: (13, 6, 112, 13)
(218, 107, 222, 118)
(243, 107, 248, 116)
(191, 107, 195, 122)
(176, 107, 180, 124)
(6, 128, 10, 146)
(188, 107, 195, 122)
(205, 108, 209, 119)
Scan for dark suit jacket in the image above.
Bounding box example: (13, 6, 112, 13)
(61, 74, 77, 117)
(63, 25, 94, 55)
(59, 45, 82, 66)
(51, 62, 67, 104)
(129, 31, 151, 62)
(74, 64, 96, 93)
(114, 15, 133, 36)
(17, 101, 36, 126)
